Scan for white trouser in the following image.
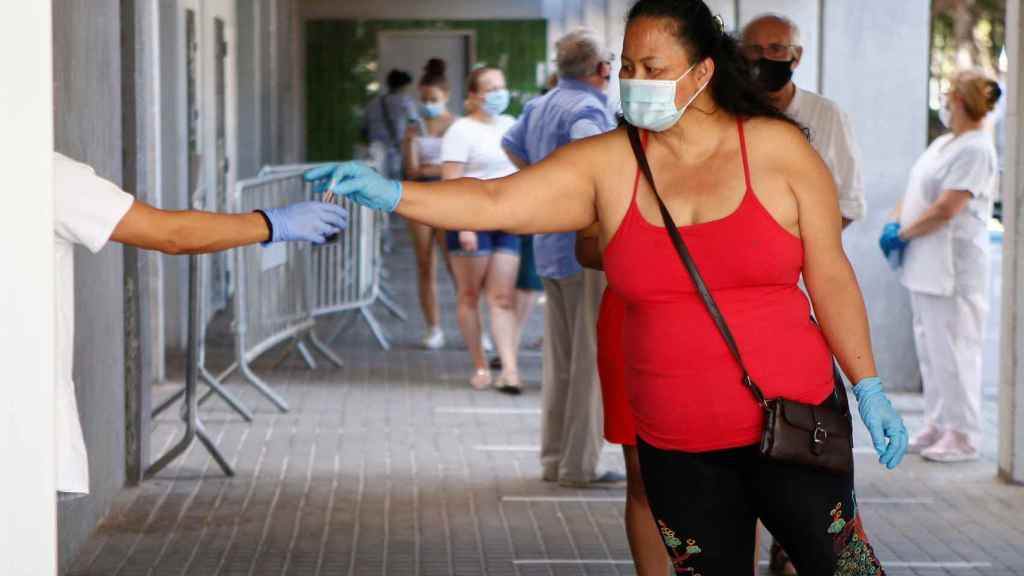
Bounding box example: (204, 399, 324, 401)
(909, 290, 987, 442)
(540, 270, 606, 483)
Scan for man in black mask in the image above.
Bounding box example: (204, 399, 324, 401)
(741, 15, 869, 575)
(741, 14, 866, 229)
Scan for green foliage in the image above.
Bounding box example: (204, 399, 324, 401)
(306, 19, 547, 162)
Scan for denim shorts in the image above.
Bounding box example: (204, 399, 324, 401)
(446, 230, 521, 256)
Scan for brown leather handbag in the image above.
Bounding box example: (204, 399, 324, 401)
(625, 125, 853, 475)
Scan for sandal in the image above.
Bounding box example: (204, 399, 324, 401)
(470, 368, 492, 390)
(769, 540, 797, 575)
(495, 372, 522, 396)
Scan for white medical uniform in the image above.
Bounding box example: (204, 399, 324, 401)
(54, 153, 134, 494)
(786, 87, 867, 222)
(899, 130, 998, 442)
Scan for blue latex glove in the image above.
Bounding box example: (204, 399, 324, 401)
(852, 377, 908, 469)
(260, 201, 348, 244)
(303, 162, 402, 212)
(878, 222, 909, 260)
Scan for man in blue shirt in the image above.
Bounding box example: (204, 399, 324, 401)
(502, 29, 619, 487)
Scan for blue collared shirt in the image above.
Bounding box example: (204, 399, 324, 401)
(502, 79, 615, 279)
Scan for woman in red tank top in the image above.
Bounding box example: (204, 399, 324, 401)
(317, 1, 908, 572)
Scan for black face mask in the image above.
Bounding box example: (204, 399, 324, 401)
(752, 58, 795, 93)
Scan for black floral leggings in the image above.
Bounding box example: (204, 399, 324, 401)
(637, 439, 885, 575)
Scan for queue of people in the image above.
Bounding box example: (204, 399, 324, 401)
(315, 1, 1006, 573)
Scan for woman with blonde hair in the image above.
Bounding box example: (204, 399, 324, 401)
(439, 66, 525, 393)
(881, 68, 1002, 462)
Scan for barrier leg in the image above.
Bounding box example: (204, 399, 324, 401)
(377, 289, 408, 321)
(296, 339, 319, 370)
(239, 360, 290, 412)
(196, 420, 234, 477)
(308, 332, 345, 368)
(325, 311, 359, 346)
(199, 362, 240, 409)
(152, 387, 185, 418)
(199, 367, 253, 422)
(360, 306, 392, 351)
(147, 254, 235, 479)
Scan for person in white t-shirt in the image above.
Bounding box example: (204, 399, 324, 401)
(54, 152, 348, 496)
(741, 14, 866, 227)
(881, 70, 1002, 463)
(440, 66, 523, 394)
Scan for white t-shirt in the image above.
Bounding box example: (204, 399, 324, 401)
(899, 131, 998, 297)
(440, 115, 518, 179)
(786, 88, 867, 221)
(54, 152, 134, 494)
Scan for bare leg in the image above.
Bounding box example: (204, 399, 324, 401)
(485, 252, 522, 390)
(623, 444, 671, 576)
(450, 254, 491, 385)
(408, 222, 440, 330)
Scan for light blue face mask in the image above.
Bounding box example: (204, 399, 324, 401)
(620, 63, 709, 132)
(482, 89, 511, 117)
(421, 102, 446, 119)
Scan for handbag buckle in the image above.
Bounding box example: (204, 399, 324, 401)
(811, 423, 828, 455)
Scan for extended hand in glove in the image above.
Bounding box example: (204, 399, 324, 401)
(259, 201, 348, 244)
(303, 162, 402, 212)
(878, 222, 909, 263)
(853, 377, 908, 469)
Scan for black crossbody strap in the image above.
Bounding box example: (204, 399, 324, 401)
(625, 124, 769, 409)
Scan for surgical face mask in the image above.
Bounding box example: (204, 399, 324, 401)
(751, 58, 795, 93)
(481, 89, 510, 117)
(421, 102, 445, 119)
(620, 63, 708, 132)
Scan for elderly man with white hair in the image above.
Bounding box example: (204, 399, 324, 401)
(501, 28, 623, 487)
(742, 13, 866, 228)
(741, 14, 868, 575)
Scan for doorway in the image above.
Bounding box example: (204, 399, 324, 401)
(377, 30, 474, 115)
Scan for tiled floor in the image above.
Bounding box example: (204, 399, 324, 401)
(69, 221, 1024, 575)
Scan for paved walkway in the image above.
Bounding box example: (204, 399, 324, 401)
(69, 222, 1024, 576)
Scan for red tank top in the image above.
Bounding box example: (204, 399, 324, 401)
(603, 120, 835, 452)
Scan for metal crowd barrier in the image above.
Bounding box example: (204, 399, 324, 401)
(259, 160, 407, 350)
(155, 159, 404, 426)
(222, 170, 345, 412)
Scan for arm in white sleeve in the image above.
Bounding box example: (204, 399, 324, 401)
(828, 110, 867, 222)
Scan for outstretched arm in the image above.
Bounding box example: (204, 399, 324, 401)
(111, 200, 348, 254)
(321, 136, 605, 235)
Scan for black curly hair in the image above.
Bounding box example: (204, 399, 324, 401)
(626, 0, 801, 130)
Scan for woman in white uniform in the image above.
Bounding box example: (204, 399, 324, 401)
(882, 69, 1002, 462)
(440, 66, 524, 393)
(403, 59, 456, 350)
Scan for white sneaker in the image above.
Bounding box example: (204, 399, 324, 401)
(908, 426, 942, 454)
(481, 333, 494, 353)
(422, 327, 445, 350)
(921, 430, 979, 463)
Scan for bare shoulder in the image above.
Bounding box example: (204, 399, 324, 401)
(743, 116, 819, 169)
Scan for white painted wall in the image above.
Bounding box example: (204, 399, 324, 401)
(999, 0, 1024, 483)
(0, 0, 56, 573)
(822, 0, 931, 391)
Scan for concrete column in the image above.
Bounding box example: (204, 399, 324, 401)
(999, 0, 1024, 484)
(821, 0, 930, 392)
(0, 2, 56, 573)
(53, 0, 129, 568)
